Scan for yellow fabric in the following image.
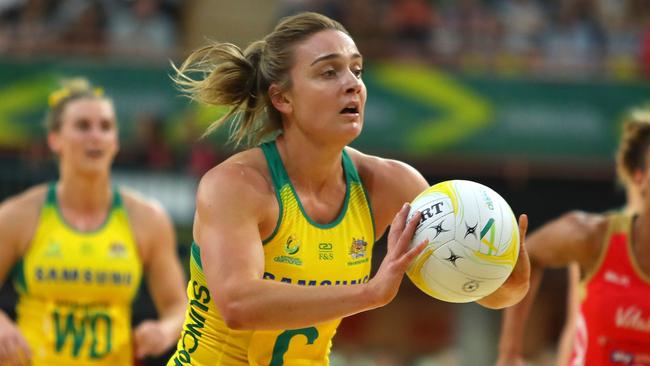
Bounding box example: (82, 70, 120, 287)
(169, 144, 374, 366)
(15, 186, 142, 366)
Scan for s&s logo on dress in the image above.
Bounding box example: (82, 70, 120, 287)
(347, 237, 369, 265)
(319, 243, 334, 261)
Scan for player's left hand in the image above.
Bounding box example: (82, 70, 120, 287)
(477, 214, 531, 309)
(133, 320, 173, 359)
(504, 214, 531, 296)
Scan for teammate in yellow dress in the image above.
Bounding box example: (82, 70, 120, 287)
(168, 12, 531, 366)
(0, 78, 187, 366)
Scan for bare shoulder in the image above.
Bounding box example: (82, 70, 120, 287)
(345, 147, 417, 176)
(345, 147, 427, 201)
(195, 147, 277, 237)
(561, 210, 609, 242)
(554, 210, 609, 266)
(198, 147, 275, 207)
(120, 187, 170, 226)
(562, 210, 608, 227)
(0, 184, 48, 217)
(0, 184, 48, 253)
(120, 187, 176, 260)
(345, 147, 428, 235)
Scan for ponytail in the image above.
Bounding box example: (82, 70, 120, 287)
(173, 12, 348, 147)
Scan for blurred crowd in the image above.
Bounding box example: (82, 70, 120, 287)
(1, 0, 648, 75)
(0, 0, 181, 60)
(283, 0, 650, 80)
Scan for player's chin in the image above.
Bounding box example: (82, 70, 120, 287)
(341, 116, 364, 133)
(336, 124, 363, 145)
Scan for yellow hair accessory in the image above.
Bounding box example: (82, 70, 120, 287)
(48, 88, 71, 108)
(47, 86, 105, 108)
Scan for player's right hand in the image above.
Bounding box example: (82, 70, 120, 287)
(0, 315, 31, 366)
(368, 203, 427, 307)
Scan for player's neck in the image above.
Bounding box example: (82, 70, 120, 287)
(56, 174, 112, 213)
(275, 134, 344, 192)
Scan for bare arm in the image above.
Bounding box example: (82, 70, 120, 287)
(497, 211, 606, 365)
(497, 256, 542, 366)
(195, 161, 426, 330)
(556, 262, 581, 366)
(0, 201, 22, 298)
(125, 192, 187, 359)
(0, 187, 45, 365)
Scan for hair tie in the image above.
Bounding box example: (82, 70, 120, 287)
(48, 88, 71, 108)
(48, 86, 105, 108)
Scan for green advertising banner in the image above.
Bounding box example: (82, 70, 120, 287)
(1, 59, 648, 162)
(357, 63, 650, 162)
(0, 60, 186, 148)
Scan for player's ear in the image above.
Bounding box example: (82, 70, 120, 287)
(269, 83, 292, 115)
(633, 167, 649, 197)
(47, 131, 62, 155)
(632, 165, 647, 185)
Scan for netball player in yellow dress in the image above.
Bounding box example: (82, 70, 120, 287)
(0, 78, 187, 365)
(168, 12, 531, 366)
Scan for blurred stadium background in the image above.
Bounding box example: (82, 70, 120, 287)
(0, 0, 649, 365)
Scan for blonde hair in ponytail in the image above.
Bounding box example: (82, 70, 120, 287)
(172, 12, 348, 147)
